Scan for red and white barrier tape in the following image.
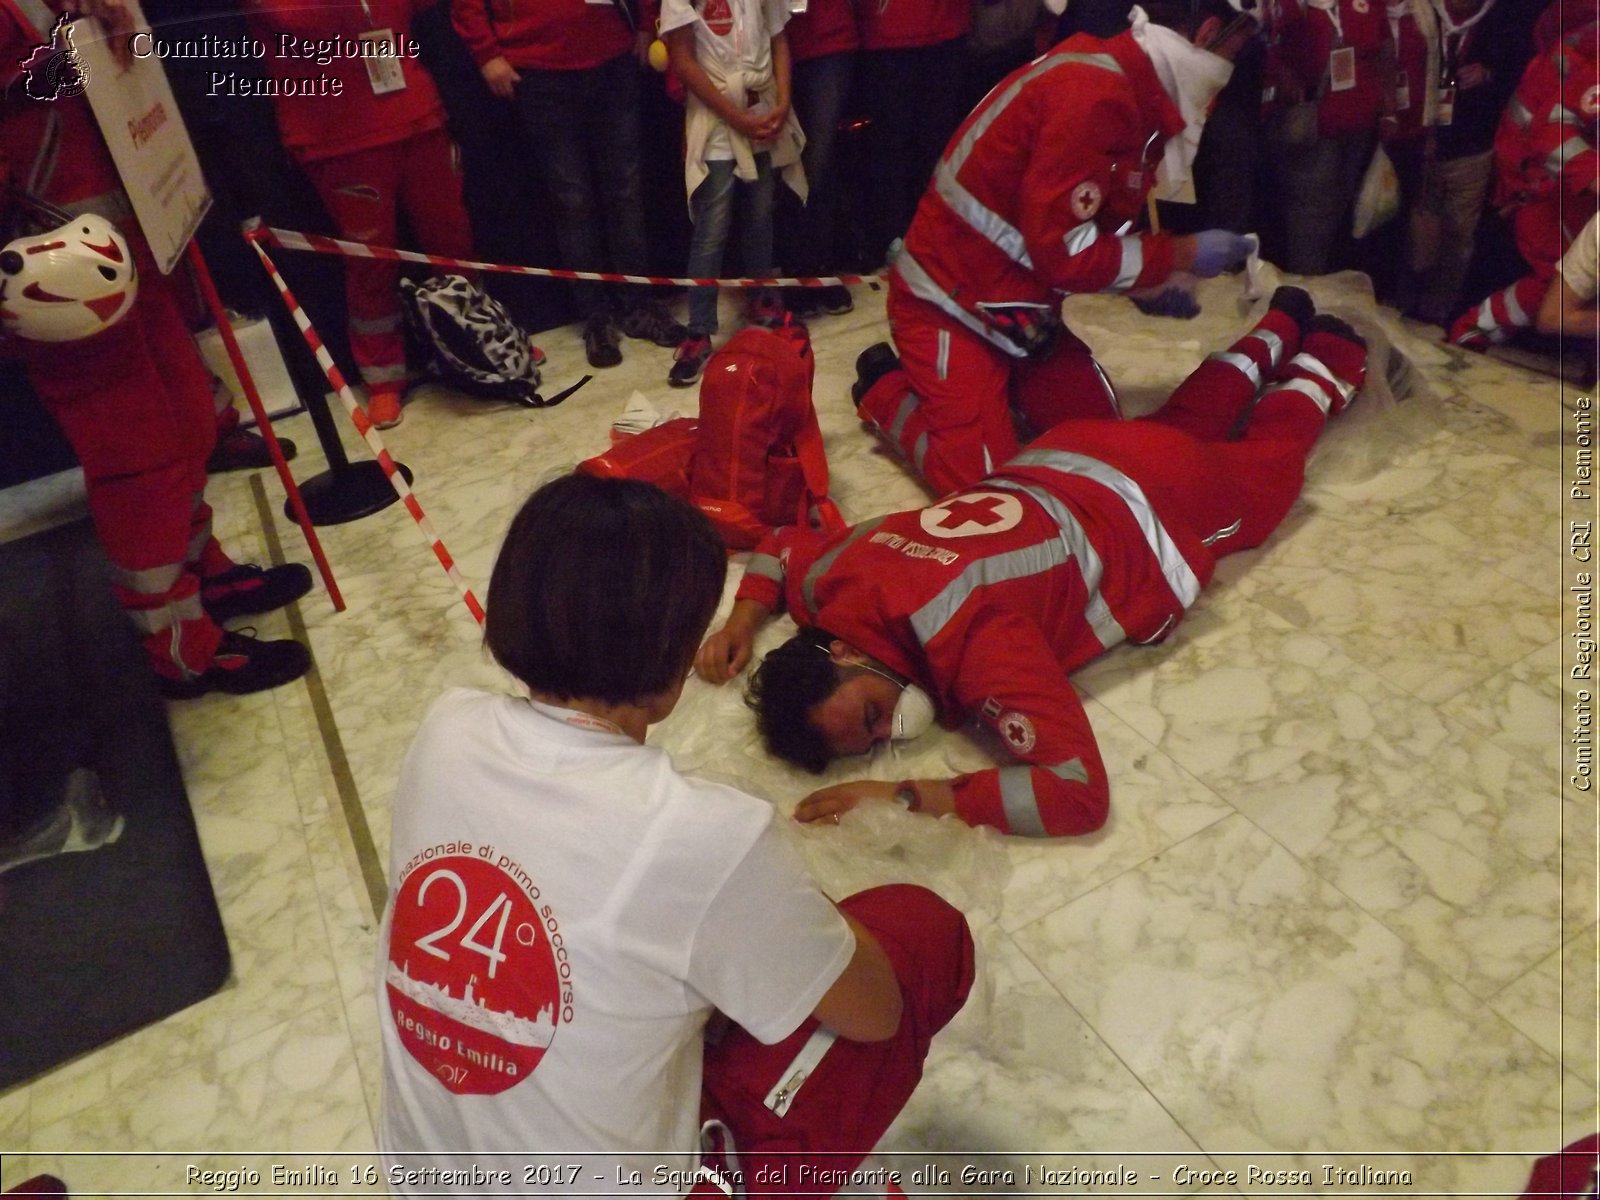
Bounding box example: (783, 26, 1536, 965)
(246, 231, 486, 625)
(257, 225, 885, 291)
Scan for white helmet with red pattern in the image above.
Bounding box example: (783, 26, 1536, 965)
(0, 208, 138, 343)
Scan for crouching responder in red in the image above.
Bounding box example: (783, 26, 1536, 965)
(698, 289, 1367, 837)
(1, 0, 312, 698)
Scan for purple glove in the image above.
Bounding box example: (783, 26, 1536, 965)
(1190, 229, 1253, 278)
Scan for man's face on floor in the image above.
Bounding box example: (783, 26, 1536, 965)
(805, 667, 906, 760)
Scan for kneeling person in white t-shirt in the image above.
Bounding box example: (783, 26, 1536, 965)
(377, 474, 974, 1197)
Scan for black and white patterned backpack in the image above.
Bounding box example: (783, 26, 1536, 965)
(401, 274, 549, 407)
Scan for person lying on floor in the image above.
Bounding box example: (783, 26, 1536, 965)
(695, 288, 1367, 838)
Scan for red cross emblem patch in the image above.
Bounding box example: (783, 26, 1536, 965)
(999, 711, 1036, 753)
(1070, 181, 1103, 221)
(1584, 85, 1600, 118)
(919, 491, 1023, 539)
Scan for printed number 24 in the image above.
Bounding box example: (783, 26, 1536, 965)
(413, 869, 512, 979)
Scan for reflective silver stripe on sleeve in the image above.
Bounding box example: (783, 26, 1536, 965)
(1505, 95, 1532, 128)
(800, 517, 886, 620)
(893, 250, 1028, 358)
(1266, 375, 1334, 415)
(1286, 351, 1354, 407)
(1243, 327, 1286, 369)
(1547, 135, 1589, 176)
(1210, 349, 1261, 389)
(909, 537, 1069, 646)
(1111, 236, 1144, 290)
(744, 552, 784, 588)
(984, 480, 1126, 650)
(110, 561, 185, 596)
(1552, 104, 1581, 127)
(934, 51, 1124, 271)
(936, 328, 951, 381)
(1063, 219, 1101, 257)
(999, 760, 1090, 838)
(1004, 447, 1204, 609)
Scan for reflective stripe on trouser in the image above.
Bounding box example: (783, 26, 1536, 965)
(1449, 274, 1545, 346)
(1149, 307, 1303, 442)
(113, 572, 224, 680)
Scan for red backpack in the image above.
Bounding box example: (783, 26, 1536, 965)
(579, 324, 844, 550)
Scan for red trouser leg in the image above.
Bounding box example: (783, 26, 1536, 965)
(17, 245, 226, 677)
(398, 128, 475, 265)
(1149, 306, 1304, 441)
(1012, 326, 1122, 435)
(699, 885, 975, 1199)
(1450, 199, 1564, 346)
(304, 142, 408, 399)
(865, 285, 1020, 495)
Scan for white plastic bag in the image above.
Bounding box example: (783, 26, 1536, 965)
(1352, 144, 1401, 239)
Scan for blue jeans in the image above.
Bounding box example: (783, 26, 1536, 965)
(511, 53, 651, 321)
(785, 51, 856, 274)
(686, 154, 776, 335)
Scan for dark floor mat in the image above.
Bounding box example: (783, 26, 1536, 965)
(0, 520, 230, 1089)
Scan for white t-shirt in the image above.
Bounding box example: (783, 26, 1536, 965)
(378, 689, 854, 1197)
(659, 0, 790, 162)
(1559, 213, 1600, 304)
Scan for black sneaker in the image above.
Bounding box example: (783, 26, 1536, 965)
(851, 341, 901, 406)
(202, 562, 314, 624)
(819, 284, 854, 315)
(159, 630, 312, 699)
(668, 334, 713, 387)
(1268, 285, 1315, 335)
(618, 301, 687, 347)
(583, 315, 622, 368)
(783, 285, 823, 317)
(207, 427, 298, 474)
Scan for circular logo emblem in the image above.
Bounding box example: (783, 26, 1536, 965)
(920, 491, 1024, 539)
(1584, 85, 1600, 117)
(999, 712, 1036, 753)
(1070, 180, 1103, 221)
(1351, 0, 1369, 11)
(385, 852, 570, 1095)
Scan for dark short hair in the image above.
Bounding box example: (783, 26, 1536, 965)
(1141, 0, 1252, 37)
(485, 474, 726, 705)
(746, 626, 844, 773)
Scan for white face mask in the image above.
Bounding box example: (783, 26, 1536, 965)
(1129, 6, 1236, 200)
(848, 659, 938, 742)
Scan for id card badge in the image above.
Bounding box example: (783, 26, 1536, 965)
(1436, 84, 1456, 125)
(360, 29, 407, 95)
(1395, 69, 1410, 111)
(1328, 45, 1356, 92)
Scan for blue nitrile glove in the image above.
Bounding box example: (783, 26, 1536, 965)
(1190, 229, 1253, 278)
(1131, 284, 1201, 319)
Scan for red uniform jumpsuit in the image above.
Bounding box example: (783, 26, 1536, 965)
(247, 0, 474, 409)
(857, 32, 1189, 497)
(1449, 16, 1600, 347)
(749, 306, 1365, 837)
(0, 0, 244, 680)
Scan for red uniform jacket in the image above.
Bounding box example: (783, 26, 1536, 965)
(246, 0, 447, 163)
(853, 0, 969, 51)
(785, 0, 858, 63)
(1493, 21, 1599, 220)
(892, 33, 1184, 360)
(1275, 0, 1387, 138)
(736, 425, 1218, 838)
(450, 0, 654, 71)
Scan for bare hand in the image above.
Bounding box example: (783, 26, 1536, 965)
(694, 625, 753, 684)
(1457, 63, 1488, 90)
(793, 780, 901, 825)
(750, 102, 789, 143)
(480, 56, 521, 100)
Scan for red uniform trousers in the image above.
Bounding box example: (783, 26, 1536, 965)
(300, 127, 475, 402)
(10, 239, 235, 677)
(1450, 194, 1586, 346)
(863, 278, 1121, 496)
(695, 885, 974, 1197)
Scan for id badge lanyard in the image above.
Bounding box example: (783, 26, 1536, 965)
(1429, 0, 1493, 125)
(1325, 3, 1356, 94)
(358, 0, 408, 95)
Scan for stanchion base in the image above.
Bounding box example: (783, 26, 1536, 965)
(285, 461, 415, 526)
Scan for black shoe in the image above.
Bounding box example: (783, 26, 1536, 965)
(207, 427, 298, 474)
(668, 334, 713, 387)
(783, 285, 823, 317)
(1308, 312, 1366, 350)
(583, 315, 622, 368)
(201, 562, 313, 624)
(618, 301, 687, 347)
(1268, 285, 1316, 335)
(819, 284, 854, 315)
(159, 630, 312, 699)
(852, 342, 901, 406)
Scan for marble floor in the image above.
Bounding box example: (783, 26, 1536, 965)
(0, 268, 1594, 1199)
